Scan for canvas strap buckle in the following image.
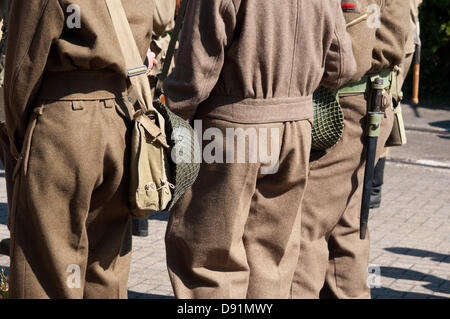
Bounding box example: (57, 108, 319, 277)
(134, 111, 170, 149)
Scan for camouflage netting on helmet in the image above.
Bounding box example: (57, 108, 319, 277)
(153, 99, 200, 210)
(311, 86, 344, 151)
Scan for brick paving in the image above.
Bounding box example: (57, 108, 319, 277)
(368, 162, 450, 299)
(0, 161, 449, 299)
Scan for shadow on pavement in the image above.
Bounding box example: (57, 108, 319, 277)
(371, 287, 447, 299)
(0, 286, 173, 299)
(409, 104, 421, 118)
(0, 203, 8, 225)
(373, 247, 450, 299)
(429, 120, 450, 133)
(378, 266, 449, 298)
(403, 99, 450, 122)
(405, 99, 450, 112)
(385, 247, 450, 264)
(149, 211, 169, 222)
(128, 290, 174, 299)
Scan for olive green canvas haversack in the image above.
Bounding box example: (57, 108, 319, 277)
(106, 0, 199, 219)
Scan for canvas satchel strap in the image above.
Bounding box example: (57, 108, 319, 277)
(105, 0, 166, 135)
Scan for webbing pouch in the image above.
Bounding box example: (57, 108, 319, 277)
(386, 103, 407, 146)
(386, 66, 407, 146)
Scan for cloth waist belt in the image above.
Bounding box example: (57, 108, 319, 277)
(197, 95, 314, 124)
(38, 71, 128, 100)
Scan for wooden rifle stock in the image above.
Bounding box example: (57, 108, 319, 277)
(412, 44, 421, 105)
(176, 0, 181, 16)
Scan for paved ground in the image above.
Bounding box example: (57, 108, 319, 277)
(391, 101, 450, 168)
(369, 163, 449, 299)
(0, 102, 448, 299)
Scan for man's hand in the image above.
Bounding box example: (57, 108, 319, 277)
(146, 48, 158, 75)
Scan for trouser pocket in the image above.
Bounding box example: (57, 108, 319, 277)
(15, 105, 44, 178)
(8, 105, 43, 229)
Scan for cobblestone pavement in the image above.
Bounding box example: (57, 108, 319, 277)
(0, 161, 448, 299)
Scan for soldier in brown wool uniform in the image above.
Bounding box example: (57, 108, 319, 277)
(291, 0, 410, 299)
(132, 0, 177, 238)
(399, 0, 422, 88)
(5, 0, 154, 298)
(163, 0, 356, 298)
(149, 0, 176, 92)
(370, 0, 422, 208)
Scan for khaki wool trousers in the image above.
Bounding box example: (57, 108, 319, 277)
(291, 94, 394, 299)
(9, 72, 133, 299)
(166, 117, 312, 299)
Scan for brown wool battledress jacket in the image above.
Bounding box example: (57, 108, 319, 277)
(164, 0, 357, 123)
(4, 0, 154, 158)
(342, 0, 410, 83)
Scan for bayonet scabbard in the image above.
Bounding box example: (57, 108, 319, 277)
(360, 78, 384, 239)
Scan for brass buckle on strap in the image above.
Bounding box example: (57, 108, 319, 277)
(127, 65, 148, 78)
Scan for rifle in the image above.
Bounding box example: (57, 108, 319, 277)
(176, 0, 181, 17)
(360, 78, 386, 239)
(411, 42, 421, 105)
